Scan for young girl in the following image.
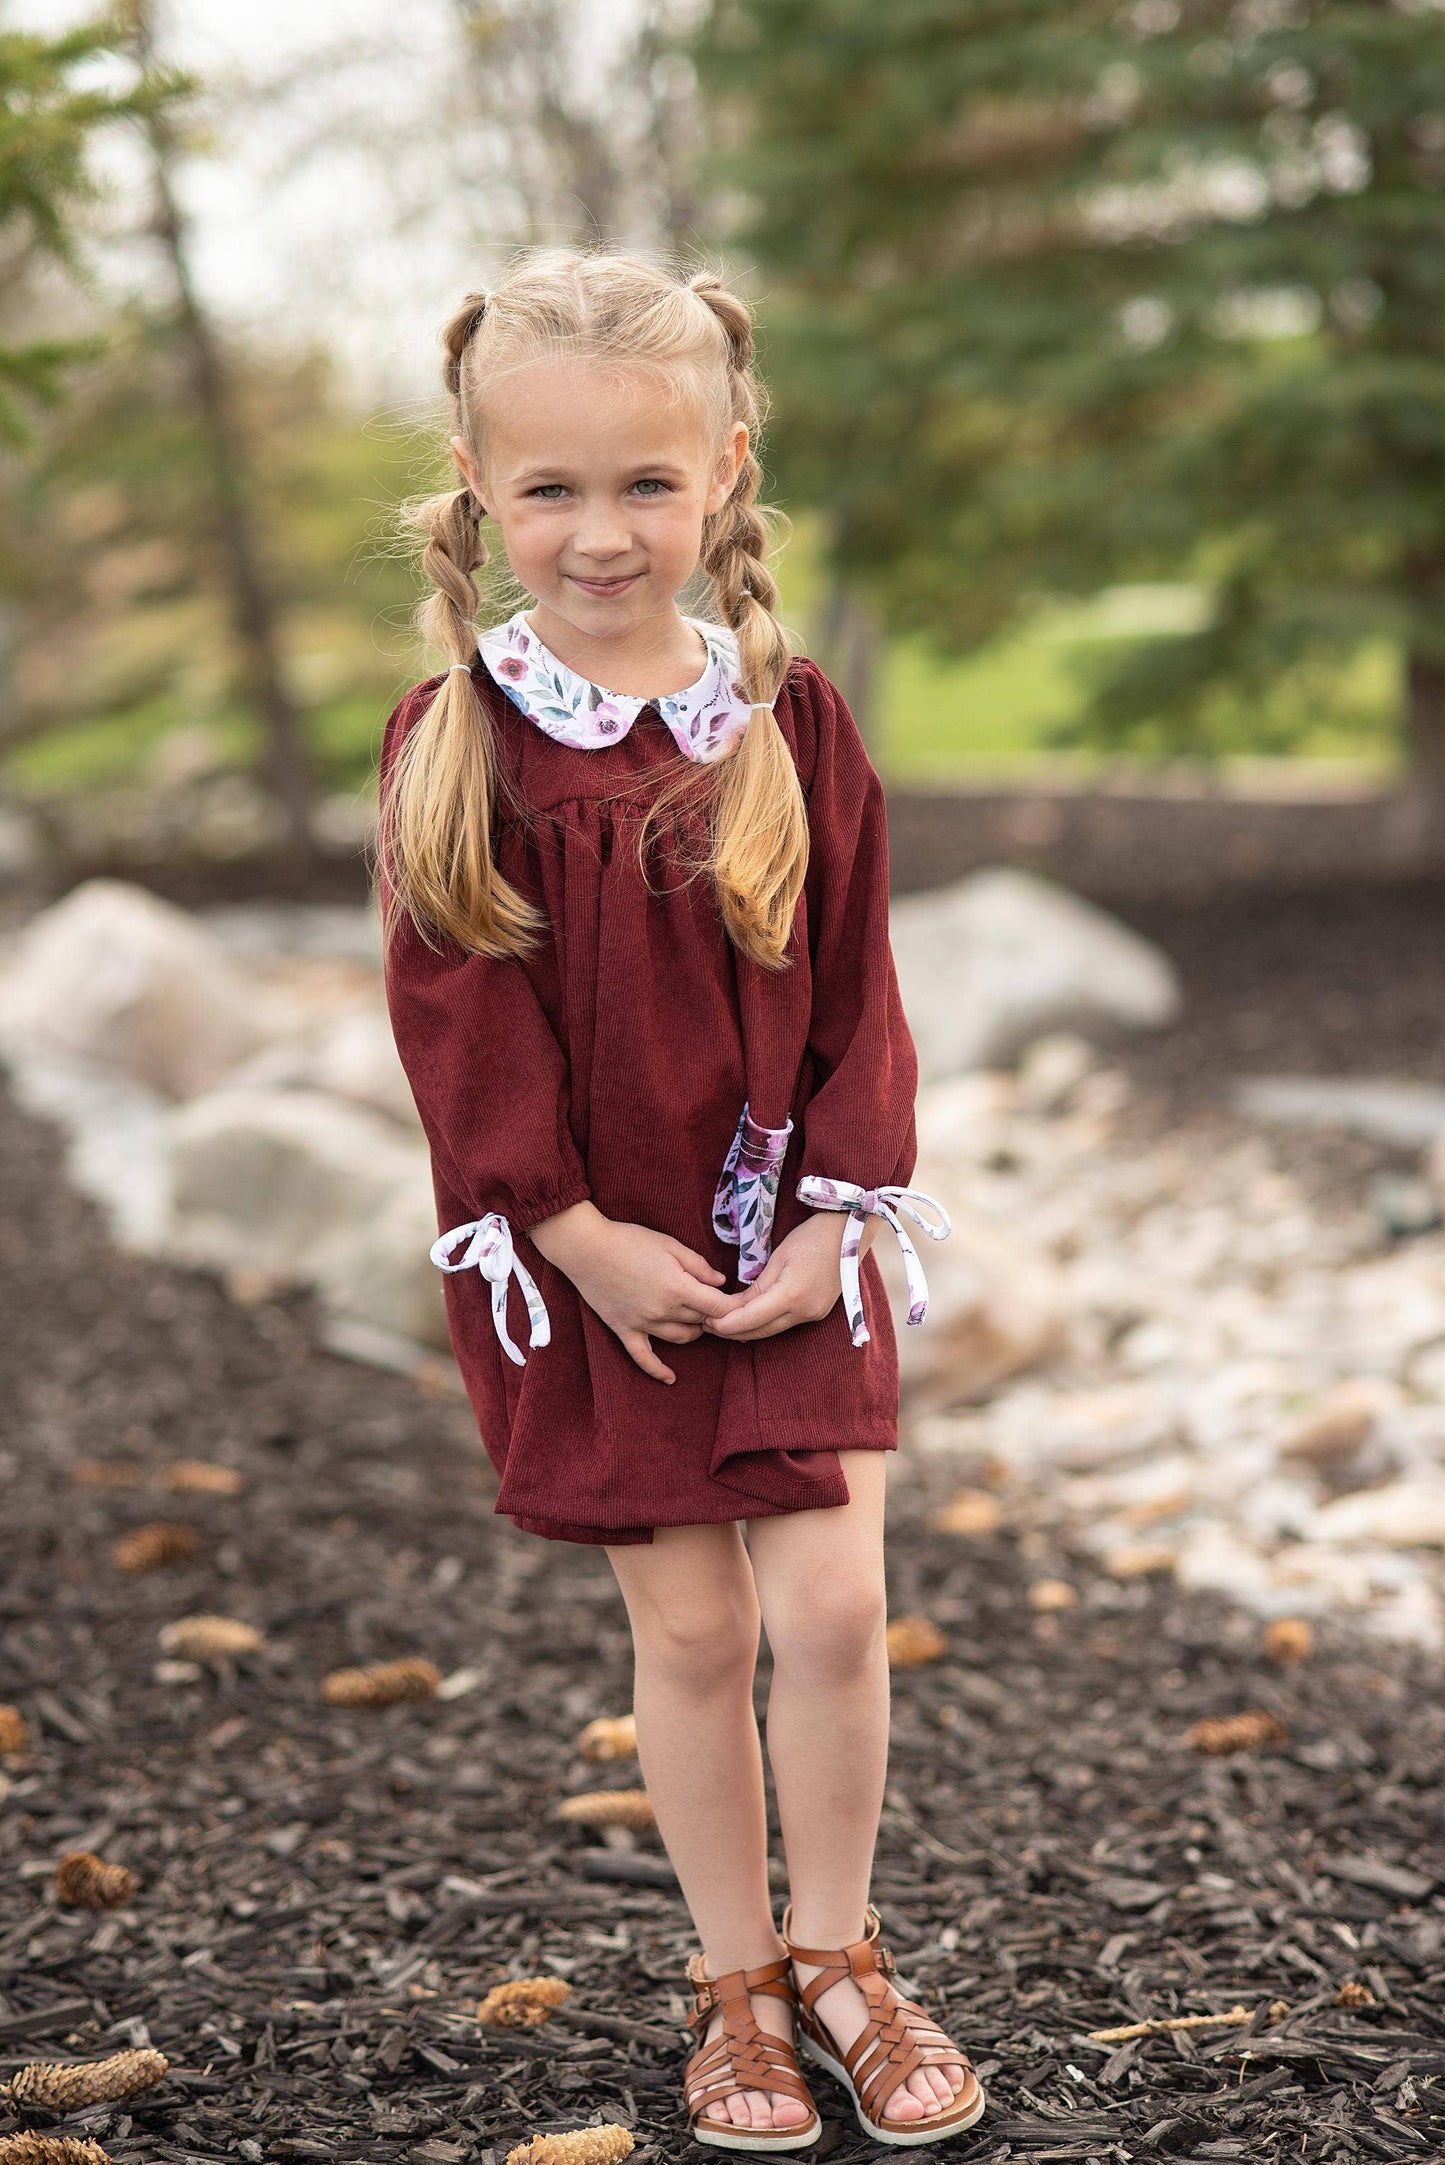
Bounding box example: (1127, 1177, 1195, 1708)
(376, 247, 985, 2151)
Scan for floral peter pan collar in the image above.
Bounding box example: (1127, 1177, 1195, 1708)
(475, 609, 771, 765)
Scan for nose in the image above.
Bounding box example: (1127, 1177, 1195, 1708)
(571, 505, 637, 563)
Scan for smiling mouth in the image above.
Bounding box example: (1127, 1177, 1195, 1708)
(569, 572, 643, 591)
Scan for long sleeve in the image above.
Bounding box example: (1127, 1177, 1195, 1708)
(796, 668, 919, 1193)
(791, 668, 946, 1350)
(378, 685, 591, 1235)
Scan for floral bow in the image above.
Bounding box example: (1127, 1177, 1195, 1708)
(429, 1213, 551, 1367)
(794, 1177, 952, 1348)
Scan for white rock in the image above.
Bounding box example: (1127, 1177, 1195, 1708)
(0, 879, 298, 1099)
(163, 1086, 444, 1343)
(1307, 1476, 1445, 1550)
(221, 1006, 420, 1130)
(1015, 1032, 1098, 1115)
(1236, 1075, 1445, 1150)
(310, 1175, 447, 1346)
(890, 866, 1181, 1081)
(1174, 1523, 1276, 1605)
(873, 1188, 1068, 1409)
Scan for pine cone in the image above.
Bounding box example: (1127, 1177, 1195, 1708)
(1027, 1579, 1079, 1613)
(1334, 1977, 1374, 2007)
(0, 2137, 113, 2164)
(1187, 1710, 1290, 1756)
(54, 1851, 136, 1909)
(555, 1788, 655, 1830)
(506, 2127, 634, 2165)
(885, 1616, 948, 1667)
(576, 1715, 637, 1762)
(1262, 1617, 1313, 1664)
(111, 1522, 198, 1573)
(155, 1459, 245, 1495)
(5, 2049, 168, 2110)
(0, 1705, 28, 1755)
(158, 1615, 263, 1661)
(321, 1659, 441, 1709)
(476, 1976, 572, 2027)
(929, 1490, 1002, 1536)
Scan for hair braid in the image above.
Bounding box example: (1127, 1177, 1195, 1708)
(686, 274, 807, 965)
(377, 311, 540, 958)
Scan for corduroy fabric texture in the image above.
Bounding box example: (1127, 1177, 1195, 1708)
(379, 653, 918, 1546)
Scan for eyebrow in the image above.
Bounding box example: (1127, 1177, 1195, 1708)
(508, 461, 691, 486)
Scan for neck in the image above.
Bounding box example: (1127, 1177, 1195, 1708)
(524, 599, 710, 697)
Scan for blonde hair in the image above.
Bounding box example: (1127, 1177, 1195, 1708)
(377, 246, 807, 970)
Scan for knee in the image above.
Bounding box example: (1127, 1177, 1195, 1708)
(631, 1587, 759, 1692)
(766, 1569, 888, 1681)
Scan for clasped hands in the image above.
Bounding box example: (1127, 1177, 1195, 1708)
(529, 1200, 875, 1384)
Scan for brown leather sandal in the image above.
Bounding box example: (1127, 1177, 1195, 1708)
(781, 1902, 986, 2146)
(681, 1949, 823, 2152)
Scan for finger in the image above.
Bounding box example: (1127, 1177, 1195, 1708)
(665, 1239, 727, 1285)
(669, 1278, 740, 1321)
(620, 1328, 674, 1384)
(706, 1284, 797, 1336)
(651, 1321, 703, 1344)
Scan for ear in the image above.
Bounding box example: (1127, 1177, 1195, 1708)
(705, 423, 748, 515)
(450, 433, 488, 512)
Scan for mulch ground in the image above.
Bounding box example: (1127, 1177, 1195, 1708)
(4, 1091, 1445, 2163)
(4, 875, 1445, 2163)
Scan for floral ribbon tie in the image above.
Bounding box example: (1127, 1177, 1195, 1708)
(429, 1213, 551, 1367)
(712, 1103, 795, 1283)
(794, 1177, 952, 1348)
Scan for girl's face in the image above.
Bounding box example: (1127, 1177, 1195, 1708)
(452, 357, 746, 652)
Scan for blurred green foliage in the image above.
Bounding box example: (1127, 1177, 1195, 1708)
(0, 12, 172, 440)
(690, 0, 1445, 768)
(2, 319, 434, 801)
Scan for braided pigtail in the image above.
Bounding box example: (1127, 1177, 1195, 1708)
(687, 273, 808, 970)
(380, 294, 542, 959)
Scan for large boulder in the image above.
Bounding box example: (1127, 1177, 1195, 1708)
(163, 1087, 446, 1346)
(222, 1006, 421, 1130)
(873, 1180, 1069, 1409)
(890, 866, 1181, 1081)
(0, 878, 298, 1099)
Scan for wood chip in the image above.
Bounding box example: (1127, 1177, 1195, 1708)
(886, 1616, 948, 1665)
(1186, 1709, 1290, 1755)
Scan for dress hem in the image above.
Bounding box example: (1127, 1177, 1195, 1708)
(501, 1433, 897, 1547)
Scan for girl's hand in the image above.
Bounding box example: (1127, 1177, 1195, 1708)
(529, 1201, 734, 1384)
(704, 1211, 878, 1342)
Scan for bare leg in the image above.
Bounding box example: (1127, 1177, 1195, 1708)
(747, 1452, 969, 2122)
(605, 1523, 809, 2132)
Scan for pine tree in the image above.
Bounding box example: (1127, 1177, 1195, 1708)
(691, 0, 1445, 799)
(0, 13, 161, 440)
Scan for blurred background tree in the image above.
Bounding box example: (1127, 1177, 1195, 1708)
(0, 10, 151, 436)
(690, 0, 1445, 803)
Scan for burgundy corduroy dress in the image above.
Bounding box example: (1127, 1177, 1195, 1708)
(378, 628, 920, 1546)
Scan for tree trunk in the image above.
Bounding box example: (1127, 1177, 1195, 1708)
(129, 5, 317, 871)
(815, 572, 882, 747)
(1405, 651, 1445, 833)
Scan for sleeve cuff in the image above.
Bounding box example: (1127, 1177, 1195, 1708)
(712, 1103, 793, 1284)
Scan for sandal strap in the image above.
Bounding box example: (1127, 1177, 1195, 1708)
(781, 1903, 980, 2131)
(682, 1954, 817, 2126)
